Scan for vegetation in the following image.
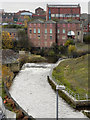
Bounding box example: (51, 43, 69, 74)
(83, 35, 90, 44)
(2, 24, 23, 29)
(2, 65, 14, 90)
(2, 65, 30, 119)
(2, 31, 13, 49)
(13, 29, 31, 51)
(19, 54, 47, 68)
(52, 54, 89, 100)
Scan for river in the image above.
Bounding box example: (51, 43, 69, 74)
(9, 63, 88, 119)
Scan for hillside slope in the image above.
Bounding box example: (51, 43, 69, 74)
(52, 54, 89, 100)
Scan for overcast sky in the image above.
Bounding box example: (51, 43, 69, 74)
(0, 0, 90, 13)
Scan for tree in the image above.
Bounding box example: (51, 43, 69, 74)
(64, 39, 75, 47)
(2, 31, 13, 49)
(68, 45, 76, 57)
(83, 35, 90, 44)
(17, 30, 31, 51)
(24, 16, 30, 28)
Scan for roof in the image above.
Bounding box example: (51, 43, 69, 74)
(35, 7, 44, 10)
(47, 4, 80, 8)
(2, 49, 19, 64)
(21, 12, 32, 16)
(69, 20, 81, 23)
(45, 20, 56, 24)
(2, 28, 23, 33)
(57, 20, 67, 24)
(57, 20, 81, 24)
(30, 19, 44, 23)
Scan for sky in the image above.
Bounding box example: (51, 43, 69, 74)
(0, 0, 90, 13)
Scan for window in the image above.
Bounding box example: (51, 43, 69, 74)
(50, 24, 52, 27)
(38, 24, 40, 27)
(76, 14, 80, 17)
(34, 28, 36, 33)
(62, 36, 66, 39)
(50, 35, 52, 39)
(57, 24, 60, 27)
(44, 42, 47, 47)
(57, 29, 60, 33)
(38, 35, 40, 39)
(34, 35, 36, 38)
(63, 24, 65, 27)
(68, 24, 70, 27)
(50, 29, 52, 34)
(60, 14, 63, 17)
(57, 35, 59, 39)
(51, 14, 55, 17)
(45, 35, 47, 40)
(10, 33, 11, 35)
(56, 14, 59, 17)
(50, 42, 53, 46)
(45, 24, 47, 28)
(78, 32, 80, 35)
(38, 29, 40, 33)
(63, 29, 65, 34)
(30, 24, 31, 27)
(30, 29, 32, 33)
(34, 23, 36, 26)
(45, 29, 47, 34)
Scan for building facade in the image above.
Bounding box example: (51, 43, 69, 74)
(28, 19, 83, 48)
(28, 19, 56, 48)
(46, 4, 81, 21)
(35, 7, 45, 15)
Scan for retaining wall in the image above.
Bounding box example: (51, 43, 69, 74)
(4, 82, 34, 120)
(47, 59, 90, 108)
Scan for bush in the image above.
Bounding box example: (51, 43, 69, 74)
(64, 39, 75, 47)
(83, 35, 90, 44)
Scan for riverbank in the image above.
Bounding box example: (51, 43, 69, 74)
(52, 54, 89, 100)
(2, 53, 47, 119)
(9, 63, 87, 118)
(1, 52, 89, 118)
(47, 56, 90, 118)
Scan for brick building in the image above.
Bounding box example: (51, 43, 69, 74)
(28, 19, 56, 48)
(2, 13, 15, 23)
(35, 7, 45, 15)
(33, 7, 46, 20)
(28, 19, 83, 48)
(46, 4, 81, 21)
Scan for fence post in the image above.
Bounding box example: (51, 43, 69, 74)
(86, 94, 88, 100)
(74, 94, 76, 100)
(78, 94, 79, 100)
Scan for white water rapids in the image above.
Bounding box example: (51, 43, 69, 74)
(9, 63, 88, 119)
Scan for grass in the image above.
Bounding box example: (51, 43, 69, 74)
(75, 42, 89, 52)
(52, 54, 89, 100)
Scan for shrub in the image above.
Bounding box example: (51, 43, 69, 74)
(83, 35, 90, 44)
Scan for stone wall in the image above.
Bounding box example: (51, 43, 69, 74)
(48, 59, 90, 108)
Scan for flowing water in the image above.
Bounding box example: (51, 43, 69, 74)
(9, 63, 88, 119)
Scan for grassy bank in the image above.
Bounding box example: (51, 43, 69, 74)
(52, 54, 89, 100)
(19, 54, 47, 68)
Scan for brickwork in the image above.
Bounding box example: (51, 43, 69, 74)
(28, 19, 83, 48)
(46, 4, 81, 21)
